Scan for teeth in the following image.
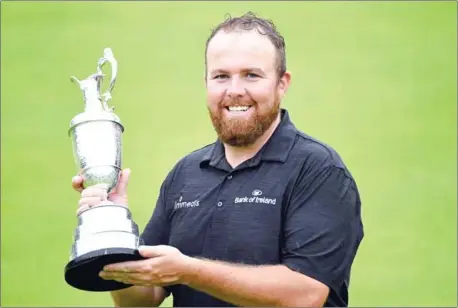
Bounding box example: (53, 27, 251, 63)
(228, 106, 250, 112)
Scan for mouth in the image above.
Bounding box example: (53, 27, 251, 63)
(225, 106, 252, 113)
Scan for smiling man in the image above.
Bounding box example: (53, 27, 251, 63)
(72, 12, 364, 307)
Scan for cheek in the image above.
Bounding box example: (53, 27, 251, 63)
(249, 84, 276, 106)
(206, 83, 225, 108)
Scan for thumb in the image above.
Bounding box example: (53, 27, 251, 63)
(138, 245, 170, 258)
(116, 168, 131, 195)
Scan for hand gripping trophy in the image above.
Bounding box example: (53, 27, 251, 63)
(65, 48, 144, 292)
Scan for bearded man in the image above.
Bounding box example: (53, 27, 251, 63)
(72, 12, 364, 308)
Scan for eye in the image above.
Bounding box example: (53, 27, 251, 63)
(246, 73, 260, 79)
(213, 74, 229, 80)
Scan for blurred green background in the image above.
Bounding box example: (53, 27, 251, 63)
(1, 1, 456, 307)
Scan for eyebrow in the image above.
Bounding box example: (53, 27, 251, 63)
(210, 68, 266, 76)
(210, 69, 228, 76)
(243, 67, 266, 75)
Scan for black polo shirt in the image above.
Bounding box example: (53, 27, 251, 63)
(141, 109, 364, 307)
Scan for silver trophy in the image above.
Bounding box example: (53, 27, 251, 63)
(64, 48, 144, 292)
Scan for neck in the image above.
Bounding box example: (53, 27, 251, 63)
(223, 113, 281, 168)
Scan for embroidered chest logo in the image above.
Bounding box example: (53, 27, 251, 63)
(234, 189, 277, 205)
(174, 196, 200, 210)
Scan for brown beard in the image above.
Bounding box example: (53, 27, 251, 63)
(208, 95, 281, 147)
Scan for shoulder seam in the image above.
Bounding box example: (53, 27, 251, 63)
(294, 132, 353, 177)
(295, 131, 335, 159)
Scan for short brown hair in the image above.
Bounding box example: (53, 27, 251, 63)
(205, 12, 287, 79)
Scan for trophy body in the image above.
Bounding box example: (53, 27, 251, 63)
(65, 48, 144, 292)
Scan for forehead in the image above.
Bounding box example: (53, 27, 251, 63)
(206, 29, 277, 71)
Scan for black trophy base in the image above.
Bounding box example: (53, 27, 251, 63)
(65, 248, 145, 292)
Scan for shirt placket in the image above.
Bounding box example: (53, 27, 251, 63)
(201, 172, 234, 258)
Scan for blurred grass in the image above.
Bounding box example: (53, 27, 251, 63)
(1, 1, 456, 307)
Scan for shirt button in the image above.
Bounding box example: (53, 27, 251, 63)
(227, 175, 233, 179)
(217, 201, 223, 207)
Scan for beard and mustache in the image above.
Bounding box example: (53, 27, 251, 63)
(208, 94, 281, 147)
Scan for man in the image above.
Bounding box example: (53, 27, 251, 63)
(72, 12, 364, 307)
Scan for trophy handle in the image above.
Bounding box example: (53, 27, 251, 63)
(97, 48, 118, 111)
(69, 48, 118, 113)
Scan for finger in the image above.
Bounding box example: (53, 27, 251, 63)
(78, 196, 107, 207)
(138, 245, 171, 258)
(99, 271, 149, 282)
(99, 271, 173, 287)
(76, 204, 91, 215)
(72, 176, 84, 193)
(81, 186, 109, 199)
(115, 168, 131, 196)
(103, 259, 151, 273)
(99, 274, 137, 285)
(104, 276, 153, 287)
(77, 200, 114, 215)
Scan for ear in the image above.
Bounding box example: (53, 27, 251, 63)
(277, 71, 292, 99)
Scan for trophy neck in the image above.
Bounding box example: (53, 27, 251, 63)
(84, 96, 105, 113)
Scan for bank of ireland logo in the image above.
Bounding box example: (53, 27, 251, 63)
(234, 189, 276, 205)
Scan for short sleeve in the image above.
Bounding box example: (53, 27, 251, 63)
(140, 164, 180, 298)
(140, 158, 182, 246)
(281, 165, 364, 293)
(140, 178, 171, 247)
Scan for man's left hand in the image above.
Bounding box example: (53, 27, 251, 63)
(99, 245, 192, 287)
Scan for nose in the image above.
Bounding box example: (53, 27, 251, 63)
(226, 77, 246, 98)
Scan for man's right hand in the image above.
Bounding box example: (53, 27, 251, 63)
(72, 168, 167, 307)
(72, 168, 131, 215)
